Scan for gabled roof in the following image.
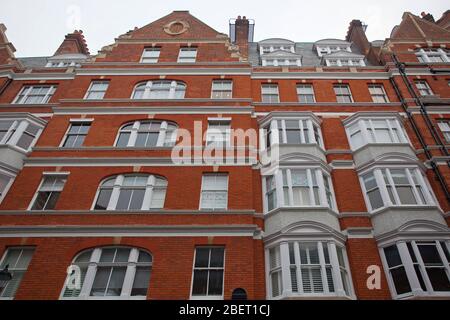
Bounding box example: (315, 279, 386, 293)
(261, 50, 301, 58)
(322, 50, 364, 59)
(124, 11, 227, 40)
(390, 12, 450, 41)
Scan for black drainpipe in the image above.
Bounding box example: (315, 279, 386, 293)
(390, 55, 450, 201)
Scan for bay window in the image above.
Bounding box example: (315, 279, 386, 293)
(132, 81, 186, 99)
(61, 247, 152, 299)
(0, 171, 14, 203)
(93, 174, 167, 211)
(0, 119, 43, 152)
(345, 117, 408, 150)
(264, 168, 336, 212)
(264, 118, 323, 148)
(361, 168, 435, 212)
(382, 240, 450, 299)
(115, 120, 177, 148)
(268, 241, 352, 298)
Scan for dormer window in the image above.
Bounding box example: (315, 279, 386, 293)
(325, 58, 364, 67)
(416, 48, 449, 63)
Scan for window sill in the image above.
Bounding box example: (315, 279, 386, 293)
(265, 206, 339, 217)
(190, 296, 224, 301)
(60, 296, 147, 301)
(272, 293, 354, 300)
(369, 205, 441, 216)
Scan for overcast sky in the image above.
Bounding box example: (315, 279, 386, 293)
(1, 0, 448, 57)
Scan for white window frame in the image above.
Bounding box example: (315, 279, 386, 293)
(205, 119, 231, 147)
(416, 49, 450, 63)
(262, 59, 301, 67)
(316, 45, 352, 57)
(13, 85, 56, 104)
(334, 84, 353, 103)
(177, 47, 197, 63)
(359, 167, 436, 213)
(262, 167, 337, 213)
(131, 81, 186, 100)
(199, 174, 229, 210)
(296, 84, 316, 103)
(114, 120, 177, 148)
(84, 81, 109, 100)
(60, 119, 93, 148)
(190, 247, 225, 300)
(345, 117, 409, 150)
(140, 48, 161, 63)
(267, 241, 354, 299)
(325, 58, 364, 67)
(264, 118, 324, 149)
(368, 84, 389, 103)
(438, 121, 450, 142)
(380, 240, 450, 299)
(0, 117, 44, 152)
(415, 80, 434, 96)
(211, 80, 233, 99)
(0, 169, 15, 204)
(261, 84, 280, 103)
(91, 174, 167, 211)
(28, 173, 69, 211)
(60, 247, 152, 300)
(0, 247, 35, 300)
(46, 61, 81, 68)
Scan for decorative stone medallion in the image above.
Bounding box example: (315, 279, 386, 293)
(163, 20, 190, 35)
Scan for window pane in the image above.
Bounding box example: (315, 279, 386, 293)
(368, 189, 384, 210)
(16, 133, 34, 150)
(210, 248, 225, 267)
(384, 245, 402, 268)
(192, 270, 208, 295)
(94, 189, 112, 210)
(31, 192, 51, 210)
(426, 269, 450, 292)
(106, 267, 126, 296)
(195, 248, 210, 268)
(116, 189, 132, 210)
(90, 267, 111, 296)
(208, 270, 224, 295)
(418, 244, 442, 264)
(391, 267, 412, 295)
(128, 189, 145, 210)
(116, 133, 130, 147)
(131, 266, 151, 296)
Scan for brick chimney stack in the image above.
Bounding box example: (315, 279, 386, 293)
(346, 20, 370, 55)
(54, 30, 90, 56)
(421, 12, 435, 23)
(0, 23, 17, 66)
(235, 15, 249, 58)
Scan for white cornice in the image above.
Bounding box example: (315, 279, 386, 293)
(23, 157, 258, 167)
(52, 106, 254, 115)
(0, 224, 262, 238)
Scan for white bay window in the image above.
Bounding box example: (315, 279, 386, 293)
(263, 168, 336, 212)
(382, 240, 450, 299)
(361, 167, 435, 212)
(0, 118, 43, 152)
(268, 241, 352, 298)
(346, 118, 408, 150)
(264, 118, 323, 149)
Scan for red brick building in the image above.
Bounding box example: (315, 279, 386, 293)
(0, 10, 449, 300)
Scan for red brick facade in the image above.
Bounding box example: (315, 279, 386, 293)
(0, 10, 449, 300)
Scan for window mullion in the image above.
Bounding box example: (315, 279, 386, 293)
(386, 169, 401, 205)
(7, 120, 28, 146)
(280, 120, 287, 144)
(169, 81, 177, 99)
(397, 241, 424, 296)
(411, 242, 434, 293)
(315, 169, 328, 207)
(306, 169, 315, 205)
(374, 169, 392, 207)
(359, 120, 370, 145)
(128, 122, 140, 147)
(80, 248, 101, 298)
(142, 175, 155, 210)
(405, 168, 422, 205)
(156, 121, 168, 147)
(317, 242, 329, 295)
(144, 81, 152, 99)
(306, 120, 315, 144)
(293, 242, 303, 295)
(414, 168, 434, 204)
(121, 248, 138, 297)
(328, 242, 346, 296)
(280, 242, 292, 297)
(107, 175, 123, 210)
(435, 240, 450, 278)
(299, 120, 305, 144)
(286, 169, 294, 206)
(271, 120, 280, 145)
(275, 170, 285, 207)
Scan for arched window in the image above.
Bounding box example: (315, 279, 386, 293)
(61, 247, 152, 299)
(115, 120, 177, 148)
(93, 174, 167, 211)
(132, 80, 186, 99)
